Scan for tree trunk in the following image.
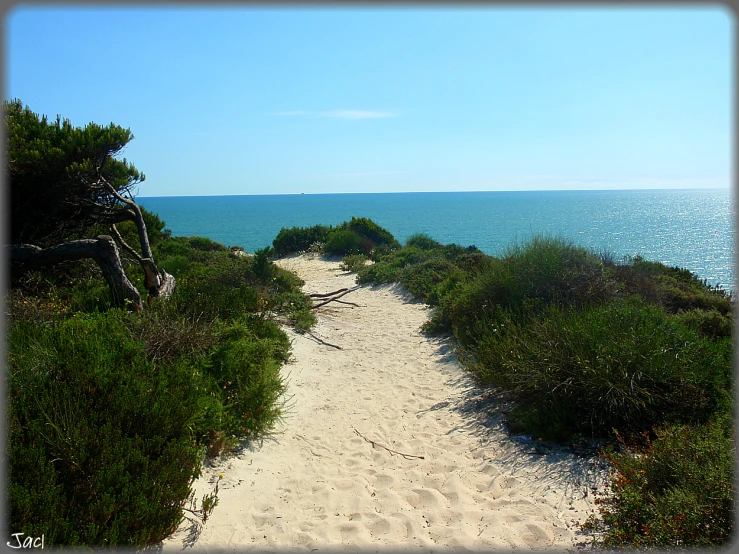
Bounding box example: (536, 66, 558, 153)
(100, 178, 173, 298)
(11, 235, 144, 311)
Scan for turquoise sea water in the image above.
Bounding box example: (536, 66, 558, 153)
(139, 189, 735, 292)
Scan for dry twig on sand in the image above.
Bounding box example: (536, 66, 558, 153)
(311, 286, 361, 309)
(353, 428, 425, 460)
(309, 287, 353, 298)
(299, 329, 343, 350)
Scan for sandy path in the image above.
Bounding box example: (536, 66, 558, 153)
(161, 254, 607, 551)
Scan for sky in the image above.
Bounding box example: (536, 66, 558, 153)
(4, 5, 734, 197)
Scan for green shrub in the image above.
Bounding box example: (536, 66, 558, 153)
(405, 233, 442, 250)
(356, 260, 403, 286)
(153, 236, 228, 264)
(8, 312, 202, 547)
(324, 229, 365, 256)
(673, 308, 733, 340)
(159, 255, 191, 278)
(174, 255, 261, 321)
(7, 203, 318, 549)
(202, 317, 289, 438)
(308, 240, 325, 253)
(270, 218, 399, 257)
(400, 257, 458, 304)
(369, 243, 398, 262)
(343, 216, 400, 250)
(466, 298, 733, 440)
(340, 253, 369, 273)
(292, 308, 316, 330)
(355, 245, 430, 286)
(351, 231, 734, 549)
(187, 236, 229, 252)
(253, 246, 275, 280)
(443, 236, 612, 346)
(153, 237, 194, 260)
(172, 252, 308, 324)
(130, 302, 218, 365)
(585, 420, 734, 547)
(616, 256, 732, 315)
(272, 224, 331, 256)
(356, 241, 482, 318)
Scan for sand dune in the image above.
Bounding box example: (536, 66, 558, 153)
(161, 254, 608, 551)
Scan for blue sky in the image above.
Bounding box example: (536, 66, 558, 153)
(5, 5, 733, 196)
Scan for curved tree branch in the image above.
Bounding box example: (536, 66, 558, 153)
(11, 236, 144, 311)
(97, 175, 154, 259)
(96, 173, 174, 299)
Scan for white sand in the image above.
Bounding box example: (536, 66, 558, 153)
(161, 254, 608, 551)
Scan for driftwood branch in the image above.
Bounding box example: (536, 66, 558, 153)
(299, 329, 343, 350)
(311, 286, 361, 310)
(331, 299, 361, 307)
(353, 428, 425, 460)
(309, 287, 352, 298)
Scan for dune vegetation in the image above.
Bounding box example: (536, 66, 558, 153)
(7, 225, 317, 547)
(276, 223, 735, 548)
(6, 101, 314, 547)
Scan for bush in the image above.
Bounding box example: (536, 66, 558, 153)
(159, 255, 191, 278)
(369, 243, 399, 262)
(187, 236, 229, 252)
(202, 317, 290, 438)
(6, 221, 318, 547)
(584, 420, 734, 547)
(400, 257, 459, 304)
(405, 233, 442, 250)
(174, 255, 261, 321)
(468, 298, 733, 440)
(271, 218, 400, 257)
(253, 246, 275, 280)
(357, 234, 733, 441)
(170, 249, 306, 324)
(442, 236, 613, 346)
(340, 253, 369, 273)
(272, 224, 331, 256)
(7, 312, 203, 547)
(7, 167, 332, 549)
(616, 256, 732, 315)
(673, 308, 733, 340)
(153, 236, 228, 264)
(356, 241, 482, 316)
(324, 229, 365, 256)
(343, 216, 400, 250)
(355, 245, 429, 286)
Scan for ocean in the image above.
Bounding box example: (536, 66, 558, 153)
(138, 189, 735, 293)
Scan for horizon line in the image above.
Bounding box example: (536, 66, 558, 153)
(137, 186, 731, 199)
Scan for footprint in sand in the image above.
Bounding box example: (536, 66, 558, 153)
(372, 473, 395, 489)
(403, 487, 448, 510)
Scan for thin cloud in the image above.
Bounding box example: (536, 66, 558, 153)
(320, 110, 395, 119)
